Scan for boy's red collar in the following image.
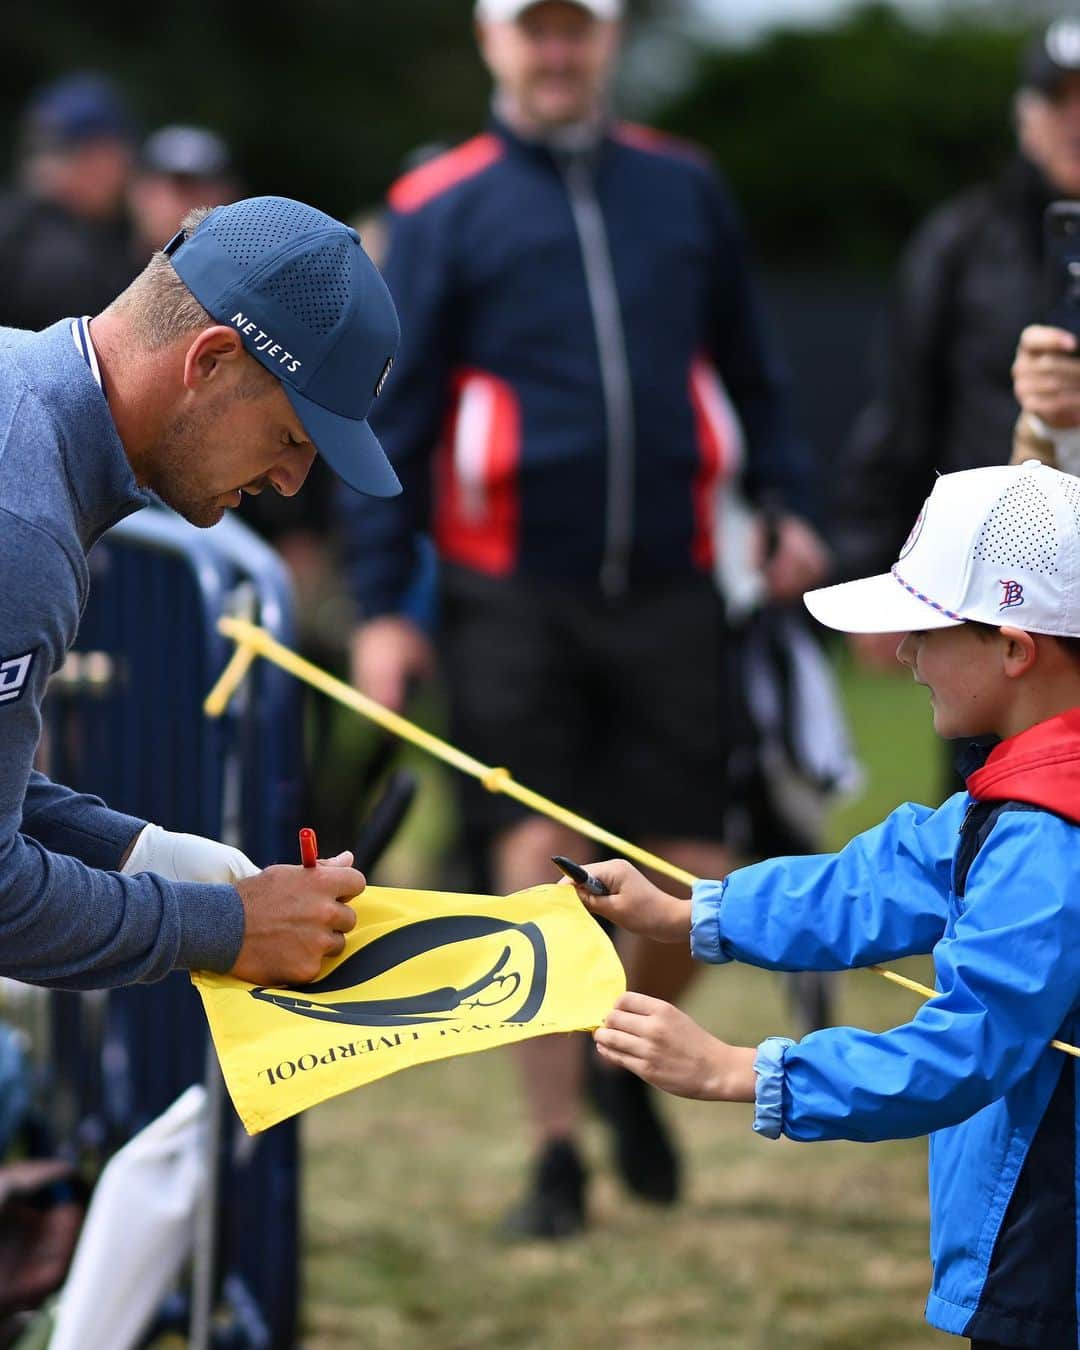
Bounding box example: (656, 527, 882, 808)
(966, 708, 1080, 823)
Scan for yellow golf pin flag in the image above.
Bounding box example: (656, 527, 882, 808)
(192, 882, 626, 1134)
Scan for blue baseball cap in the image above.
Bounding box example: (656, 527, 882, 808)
(163, 195, 401, 497)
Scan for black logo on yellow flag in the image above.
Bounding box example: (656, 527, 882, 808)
(250, 915, 548, 1027)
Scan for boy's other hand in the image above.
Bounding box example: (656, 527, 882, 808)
(562, 859, 690, 942)
(594, 992, 756, 1102)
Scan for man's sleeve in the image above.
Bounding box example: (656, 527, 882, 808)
(21, 770, 146, 870)
(702, 170, 815, 517)
(830, 200, 972, 579)
(691, 796, 960, 970)
(337, 201, 457, 620)
(755, 812, 1080, 1143)
(0, 832, 243, 990)
(0, 520, 244, 988)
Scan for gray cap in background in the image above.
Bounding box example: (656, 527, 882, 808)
(1022, 18, 1080, 96)
(475, 0, 622, 21)
(141, 125, 231, 178)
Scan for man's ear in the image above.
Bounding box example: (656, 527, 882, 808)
(181, 325, 245, 394)
(1000, 625, 1038, 679)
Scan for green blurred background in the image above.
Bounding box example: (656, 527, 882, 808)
(0, 1, 1055, 272)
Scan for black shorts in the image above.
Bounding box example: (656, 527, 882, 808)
(438, 567, 733, 845)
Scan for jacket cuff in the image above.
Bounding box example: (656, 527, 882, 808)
(752, 1036, 795, 1139)
(690, 878, 733, 964)
(171, 881, 245, 973)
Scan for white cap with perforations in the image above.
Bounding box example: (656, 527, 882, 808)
(804, 462, 1080, 636)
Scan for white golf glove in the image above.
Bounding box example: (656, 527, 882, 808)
(121, 823, 260, 884)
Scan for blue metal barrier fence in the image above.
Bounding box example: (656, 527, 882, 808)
(43, 504, 303, 1350)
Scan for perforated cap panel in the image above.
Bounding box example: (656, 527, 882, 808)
(1060, 472, 1080, 537)
(205, 197, 337, 269)
(972, 476, 1059, 574)
(257, 238, 353, 336)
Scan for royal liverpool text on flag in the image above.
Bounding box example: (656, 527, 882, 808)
(193, 882, 626, 1133)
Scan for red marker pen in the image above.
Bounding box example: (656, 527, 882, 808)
(299, 827, 319, 869)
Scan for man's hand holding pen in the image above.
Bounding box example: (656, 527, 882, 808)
(228, 827, 363, 987)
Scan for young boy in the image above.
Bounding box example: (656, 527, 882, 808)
(571, 462, 1080, 1349)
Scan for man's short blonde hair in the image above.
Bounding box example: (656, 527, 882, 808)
(107, 207, 277, 397)
(106, 207, 217, 349)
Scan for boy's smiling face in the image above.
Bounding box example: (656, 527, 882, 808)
(896, 625, 1016, 740)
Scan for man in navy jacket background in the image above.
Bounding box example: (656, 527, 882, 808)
(340, 0, 828, 1238)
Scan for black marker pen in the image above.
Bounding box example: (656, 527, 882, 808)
(551, 855, 609, 896)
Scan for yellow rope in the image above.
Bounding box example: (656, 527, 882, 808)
(204, 618, 1080, 1059)
(866, 964, 1080, 1059)
(205, 618, 696, 888)
(203, 639, 258, 717)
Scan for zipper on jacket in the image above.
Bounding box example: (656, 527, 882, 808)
(557, 150, 636, 598)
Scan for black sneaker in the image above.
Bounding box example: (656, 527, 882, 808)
(586, 1050, 681, 1204)
(500, 1138, 587, 1241)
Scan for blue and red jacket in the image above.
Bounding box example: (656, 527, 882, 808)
(694, 709, 1080, 1344)
(339, 114, 813, 617)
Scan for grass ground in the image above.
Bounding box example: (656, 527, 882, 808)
(301, 651, 954, 1349)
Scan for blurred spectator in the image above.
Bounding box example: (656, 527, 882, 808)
(1010, 323, 1080, 474)
(0, 73, 136, 330)
(349, 207, 388, 273)
(834, 17, 1080, 668)
(349, 146, 450, 272)
(128, 124, 236, 262)
(339, 0, 825, 1238)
